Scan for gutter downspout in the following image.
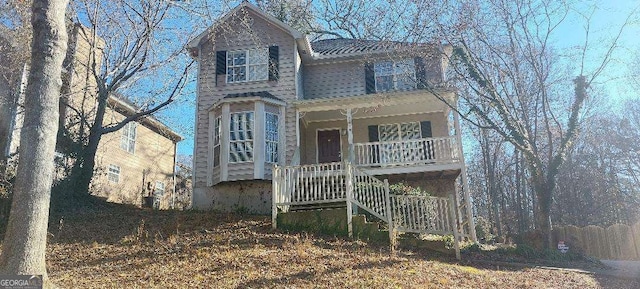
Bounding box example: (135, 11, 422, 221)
(5, 63, 29, 159)
(172, 140, 177, 209)
(189, 46, 201, 209)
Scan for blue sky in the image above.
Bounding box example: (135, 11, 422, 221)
(164, 0, 640, 157)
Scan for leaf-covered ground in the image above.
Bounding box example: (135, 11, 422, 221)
(38, 205, 639, 288)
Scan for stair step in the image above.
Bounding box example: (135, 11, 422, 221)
(289, 201, 346, 211)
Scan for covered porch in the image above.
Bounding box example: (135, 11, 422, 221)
(292, 91, 464, 176)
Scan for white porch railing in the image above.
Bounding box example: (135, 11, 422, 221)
(388, 195, 454, 234)
(272, 162, 344, 209)
(353, 137, 460, 167)
(351, 166, 390, 223)
(272, 161, 462, 259)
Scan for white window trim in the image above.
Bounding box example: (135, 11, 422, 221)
(229, 111, 255, 163)
(374, 59, 416, 92)
(226, 48, 269, 84)
(213, 116, 221, 167)
(154, 181, 165, 196)
(107, 164, 120, 183)
(378, 122, 424, 164)
(120, 122, 137, 154)
(378, 121, 422, 142)
(265, 112, 279, 164)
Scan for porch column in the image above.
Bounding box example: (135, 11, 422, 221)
(291, 108, 300, 165)
(220, 103, 230, 182)
(346, 108, 354, 163)
(206, 110, 215, 186)
(295, 109, 301, 147)
(454, 111, 477, 242)
(254, 101, 265, 179)
(279, 105, 287, 166)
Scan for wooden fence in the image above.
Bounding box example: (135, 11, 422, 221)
(552, 222, 640, 260)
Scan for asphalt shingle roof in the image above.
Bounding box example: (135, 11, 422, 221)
(310, 38, 415, 56)
(225, 91, 283, 101)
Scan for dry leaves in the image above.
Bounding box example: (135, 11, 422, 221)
(38, 206, 639, 288)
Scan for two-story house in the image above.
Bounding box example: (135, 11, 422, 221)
(188, 2, 475, 242)
(1, 23, 182, 209)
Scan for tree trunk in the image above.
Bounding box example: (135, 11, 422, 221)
(533, 176, 554, 249)
(0, 0, 68, 282)
(68, 90, 109, 199)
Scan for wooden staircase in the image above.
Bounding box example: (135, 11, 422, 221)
(272, 161, 468, 259)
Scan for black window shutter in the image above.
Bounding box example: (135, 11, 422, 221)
(420, 121, 432, 138)
(216, 51, 226, 75)
(368, 125, 379, 142)
(415, 57, 427, 89)
(364, 63, 375, 94)
(268, 46, 279, 81)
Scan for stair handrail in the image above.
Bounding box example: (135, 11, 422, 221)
(348, 163, 391, 223)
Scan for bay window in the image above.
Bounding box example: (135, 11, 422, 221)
(229, 112, 254, 163)
(265, 113, 279, 163)
(213, 116, 221, 167)
(209, 97, 284, 184)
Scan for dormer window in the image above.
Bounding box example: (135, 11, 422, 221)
(374, 59, 416, 92)
(226, 49, 269, 83)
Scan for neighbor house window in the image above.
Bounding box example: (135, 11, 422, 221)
(154, 181, 165, 196)
(229, 112, 254, 162)
(265, 113, 279, 163)
(226, 48, 268, 83)
(154, 181, 165, 209)
(108, 164, 120, 183)
(213, 116, 221, 167)
(120, 122, 137, 154)
(374, 59, 416, 92)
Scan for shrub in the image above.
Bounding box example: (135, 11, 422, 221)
(389, 182, 431, 196)
(474, 216, 495, 244)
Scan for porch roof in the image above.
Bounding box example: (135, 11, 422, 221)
(207, 91, 286, 111)
(294, 89, 455, 112)
(293, 89, 456, 122)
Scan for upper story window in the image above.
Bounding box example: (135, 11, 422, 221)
(374, 59, 416, 92)
(108, 164, 120, 183)
(265, 112, 279, 163)
(226, 49, 269, 83)
(229, 111, 254, 162)
(216, 46, 279, 85)
(120, 122, 137, 154)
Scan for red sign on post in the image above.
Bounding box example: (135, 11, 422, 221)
(557, 240, 569, 253)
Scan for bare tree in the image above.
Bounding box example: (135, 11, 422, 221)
(0, 0, 31, 167)
(54, 0, 194, 201)
(419, 0, 634, 247)
(0, 0, 68, 283)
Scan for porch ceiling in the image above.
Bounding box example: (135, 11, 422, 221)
(295, 90, 455, 123)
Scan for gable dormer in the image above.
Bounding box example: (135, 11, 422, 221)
(187, 2, 313, 100)
(188, 2, 309, 185)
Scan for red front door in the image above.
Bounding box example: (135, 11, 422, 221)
(317, 130, 341, 163)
